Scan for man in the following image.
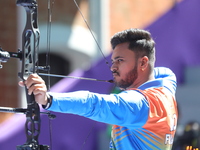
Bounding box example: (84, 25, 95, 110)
(19, 28, 178, 149)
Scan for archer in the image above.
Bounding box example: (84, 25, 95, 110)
(19, 28, 178, 150)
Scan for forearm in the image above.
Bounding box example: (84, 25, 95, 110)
(45, 90, 149, 126)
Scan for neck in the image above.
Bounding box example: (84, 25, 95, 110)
(127, 71, 154, 90)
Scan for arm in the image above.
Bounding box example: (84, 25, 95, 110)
(47, 90, 149, 127)
(19, 74, 149, 127)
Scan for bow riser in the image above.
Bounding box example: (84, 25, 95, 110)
(16, 0, 49, 150)
(18, 0, 39, 80)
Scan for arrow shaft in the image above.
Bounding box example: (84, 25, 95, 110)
(38, 73, 113, 83)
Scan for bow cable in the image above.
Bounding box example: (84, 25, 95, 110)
(38, 1, 113, 149)
(46, 0, 56, 150)
(72, 1, 113, 149)
(46, 0, 55, 90)
(73, 0, 111, 68)
(38, 0, 112, 83)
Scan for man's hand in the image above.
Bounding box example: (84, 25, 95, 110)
(18, 74, 48, 106)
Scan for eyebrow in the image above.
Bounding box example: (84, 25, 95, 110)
(111, 56, 124, 61)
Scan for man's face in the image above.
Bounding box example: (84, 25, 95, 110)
(111, 42, 138, 89)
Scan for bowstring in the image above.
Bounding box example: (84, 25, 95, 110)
(46, 0, 55, 90)
(46, 0, 55, 149)
(73, 0, 110, 68)
(73, 1, 111, 150)
(45, 1, 111, 150)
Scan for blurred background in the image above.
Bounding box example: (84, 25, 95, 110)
(0, 0, 200, 149)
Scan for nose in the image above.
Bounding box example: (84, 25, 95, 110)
(110, 62, 117, 72)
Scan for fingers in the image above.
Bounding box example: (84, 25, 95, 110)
(18, 74, 48, 105)
(27, 83, 47, 95)
(18, 81, 25, 87)
(34, 88, 48, 105)
(18, 74, 46, 95)
(25, 74, 44, 89)
(26, 74, 47, 95)
(18, 74, 42, 88)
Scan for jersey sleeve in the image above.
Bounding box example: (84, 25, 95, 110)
(154, 67, 177, 95)
(154, 67, 176, 82)
(47, 90, 149, 127)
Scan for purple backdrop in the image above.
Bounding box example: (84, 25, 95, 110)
(1, 0, 200, 149)
(146, 0, 200, 83)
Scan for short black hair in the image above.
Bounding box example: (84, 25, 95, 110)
(111, 28, 156, 66)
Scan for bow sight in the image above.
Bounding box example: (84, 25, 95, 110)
(0, 48, 10, 69)
(0, 48, 22, 69)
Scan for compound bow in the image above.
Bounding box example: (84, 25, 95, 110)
(0, 0, 50, 149)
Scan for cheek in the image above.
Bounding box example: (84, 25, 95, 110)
(119, 66, 130, 77)
(120, 64, 133, 72)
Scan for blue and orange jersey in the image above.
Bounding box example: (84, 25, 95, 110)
(48, 67, 177, 150)
(111, 88, 177, 150)
(110, 67, 177, 150)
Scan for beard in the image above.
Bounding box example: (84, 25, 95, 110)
(114, 65, 138, 90)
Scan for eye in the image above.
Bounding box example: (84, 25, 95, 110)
(117, 59, 123, 62)
(111, 58, 124, 64)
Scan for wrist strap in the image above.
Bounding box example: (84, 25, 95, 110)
(42, 94, 52, 109)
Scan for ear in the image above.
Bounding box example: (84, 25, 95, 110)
(139, 56, 148, 71)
